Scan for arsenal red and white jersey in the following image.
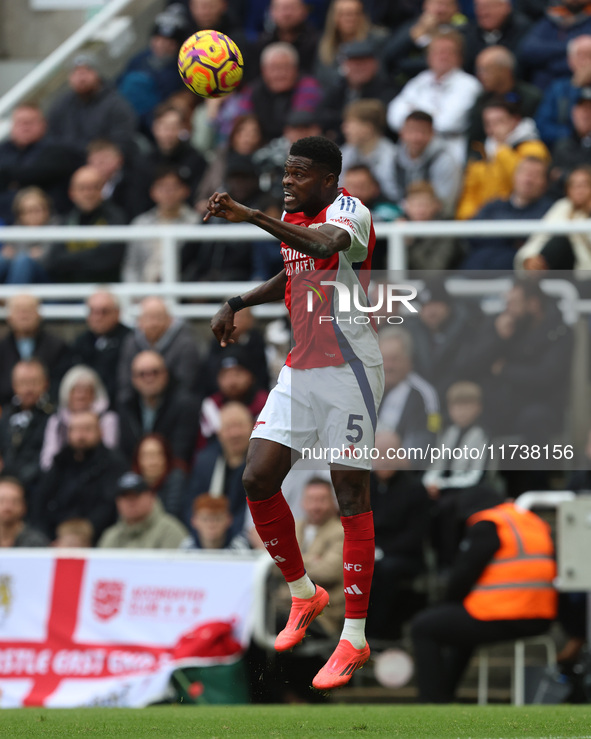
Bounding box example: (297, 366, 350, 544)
(281, 190, 383, 370)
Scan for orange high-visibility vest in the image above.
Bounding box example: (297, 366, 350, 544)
(463, 503, 557, 621)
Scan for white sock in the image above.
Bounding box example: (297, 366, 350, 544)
(340, 618, 366, 649)
(288, 574, 316, 599)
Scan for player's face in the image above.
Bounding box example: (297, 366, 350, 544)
(282, 156, 330, 215)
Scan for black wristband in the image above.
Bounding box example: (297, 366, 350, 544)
(227, 296, 246, 312)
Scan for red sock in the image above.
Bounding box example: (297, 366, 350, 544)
(248, 490, 305, 582)
(341, 511, 375, 619)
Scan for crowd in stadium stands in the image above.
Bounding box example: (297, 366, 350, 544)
(1, 0, 591, 701)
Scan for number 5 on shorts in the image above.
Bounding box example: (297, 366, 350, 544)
(346, 414, 364, 443)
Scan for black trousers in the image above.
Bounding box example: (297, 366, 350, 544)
(411, 602, 552, 703)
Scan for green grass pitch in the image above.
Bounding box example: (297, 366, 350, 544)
(2, 705, 591, 739)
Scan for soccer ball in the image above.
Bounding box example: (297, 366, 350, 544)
(178, 29, 244, 98)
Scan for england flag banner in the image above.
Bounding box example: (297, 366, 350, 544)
(0, 550, 264, 707)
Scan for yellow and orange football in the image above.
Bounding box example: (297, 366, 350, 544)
(178, 29, 244, 98)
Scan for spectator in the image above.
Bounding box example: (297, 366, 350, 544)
(535, 35, 591, 146)
(377, 327, 441, 459)
(462, 0, 531, 71)
(0, 103, 81, 220)
(461, 156, 555, 270)
(365, 431, 430, 640)
(53, 517, 94, 547)
(516, 0, 551, 21)
(181, 494, 249, 550)
(320, 39, 399, 136)
(0, 477, 49, 547)
(200, 306, 270, 396)
(118, 297, 202, 402)
(0, 359, 53, 494)
(200, 345, 268, 445)
(383, 0, 468, 81)
(87, 139, 150, 222)
(518, 0, 591, 90)
(339, 99, 398, 201)
(132, 433, 186, 519)
(399, 182, 465, 269)
(255, 0, 321, 75)
(47, 53, 137, 157)
(412, 492, 556, 703)
(117, 10, 186, 130)
(98, 471, 187, 549)
(461, 280, 573, 442)
(387, 31, 482, 164)
(123, 167, 199, 283)
(0, 294, 72, 406)
(553, 87, 591, 193)
(405, 281, 483, 398)
(31, 410, 126, 541)
(343, 164, 403, 222)
(184, 402, 253, 539)
(515, 165, 591, 270)
(118, 350, 200, 464)
(0, 187, 55, 284)
(40, 365, 119, 472)
(316, 0, 388, 86)
(196, 115, 264, 212)
(45, 166, 126, 283)
(389, 111, 463, 215)
(457, 99, 550, 220)
(467, 46, 543, 147)
(231, 42, 322, 142)
(71, 290, 131, 408)
(145, 104, 207, 202)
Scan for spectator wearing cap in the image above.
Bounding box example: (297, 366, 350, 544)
(321, 38, 399, 136)
(552, 88, 591, 189)
(180, 494, 249, 550)
(467, 46, 542, 148)
(199, 345, 268, 447)
(460, 156, 555, 270)
(98, 471, 187, 549)
(118, 350, 201, 464)
(122, 167, 199, 283)
(389, 111, 463, 216)
(518, 0, 591, 91)
(315, 0, 389, 87)
(47, 52, 137, 157)
(387, 31, 482, 164)
(44, 165, 127, 283)
(184, 402, 254, 540)
(30, 410, 126, 542)
(145, 103, 207, 203)
(456, 99, 549, 220)
(339, 99, 398, 201)
(462, 0, 531, 72)
(382, 0, 468, 81)
(230, 42, 322, 142)
(535, 35, 591, 146)
(117, 10, 187, 132)
(255, 0, 321, 76)
(0, 103, 82, 221)
(117, 297, 201, 403)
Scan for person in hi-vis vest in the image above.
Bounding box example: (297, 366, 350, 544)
(412, 489, 557, 703)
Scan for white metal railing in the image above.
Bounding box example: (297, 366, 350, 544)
(0, 220, 589, 321)
(0, 0, 141, 120)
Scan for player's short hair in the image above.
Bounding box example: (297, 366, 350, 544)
(404, 110, 434, 127)
(343, 99, 386, 132)
(193, 494, 230, 516)
(446, 381, 482, 406)
(289, 136, 342, 177)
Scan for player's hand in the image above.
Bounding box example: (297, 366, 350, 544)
(211, 302, 237, 347)
(203, 191, 252, 223)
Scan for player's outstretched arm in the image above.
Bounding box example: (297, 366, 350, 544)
(204, 191, 351, 259)
(211, 269, 288, 347)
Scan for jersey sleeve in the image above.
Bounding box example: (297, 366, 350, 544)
(325, 195, 372, 263)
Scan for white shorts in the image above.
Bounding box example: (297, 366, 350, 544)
(251, 362, 385, 470)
